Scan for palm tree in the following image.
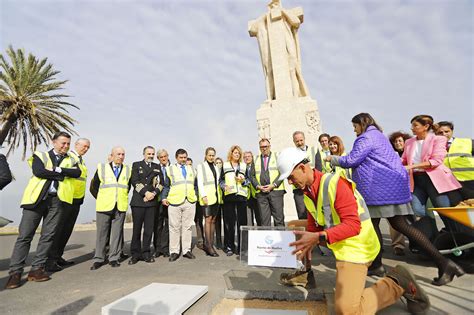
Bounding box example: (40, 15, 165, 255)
(0, 46, 78, 158)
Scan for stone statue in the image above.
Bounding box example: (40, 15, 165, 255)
(249, 0, 310, 100)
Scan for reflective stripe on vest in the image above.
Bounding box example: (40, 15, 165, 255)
(317, 149, 333, 173)
(307, 146, 316, 168)
(96, 163, 130, 212)
(254, 153, 285, 192)
(332, 153, 352, 180)
(166, 164, 197, 205)
(223, 162, 248, 198)
(21, 151, 75, 206)
(303, 173, 379, 263)
(197, 162, 222, 206)
(69, 151, 87, 199)
(444, 138, 474, 181)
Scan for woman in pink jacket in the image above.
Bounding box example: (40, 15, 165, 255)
(402, 115, 464, 285)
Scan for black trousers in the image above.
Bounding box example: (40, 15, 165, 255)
(194, 204, 205, 245)
(293, 189, 308, 220)
(131, 206, 155, 259)
(247, 197, 262, 226)
(153, 203, 169, 255)
(48, 202, 81, 263)
(223, 200, 247, 251)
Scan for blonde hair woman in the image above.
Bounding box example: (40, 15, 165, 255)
(219, 145, 248, 256)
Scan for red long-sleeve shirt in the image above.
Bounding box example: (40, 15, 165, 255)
(304, 170, 362, 244)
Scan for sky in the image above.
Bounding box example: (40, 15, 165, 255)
(0, 0, 472, 225)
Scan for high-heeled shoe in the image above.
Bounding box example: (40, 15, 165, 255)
(204, 245, 219, 257)
(432, 260, 465, 286)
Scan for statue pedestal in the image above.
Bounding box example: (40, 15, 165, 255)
(256, 96, 322, 221)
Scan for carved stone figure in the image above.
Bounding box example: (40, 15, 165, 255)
(249, 0, 310, 100)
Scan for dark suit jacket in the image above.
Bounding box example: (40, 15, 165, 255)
(249, 152, 283, 192)
(0, 154, 13, 190)
(22, 149, 81, 209)
(130, 160, 163, 207)
(89, 162, 131, 199)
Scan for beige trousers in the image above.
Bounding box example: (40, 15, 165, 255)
(335, 261, 404, 315)
(168, 200, 195, 254)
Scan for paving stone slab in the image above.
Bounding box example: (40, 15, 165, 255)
(101, 283, 208, 315)
(231, 308, 308, 315)
(224, 269, 324, 301)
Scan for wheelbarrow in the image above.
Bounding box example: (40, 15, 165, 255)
(428, 207, 474, 256)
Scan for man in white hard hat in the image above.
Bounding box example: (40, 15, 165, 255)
(277, 147, 430, 315)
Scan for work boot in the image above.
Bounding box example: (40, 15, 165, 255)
(27, 268, 51, 282)
(279, 269, 313, 287)
(387, 265, 430, 315)
(5, 272, 22, 289)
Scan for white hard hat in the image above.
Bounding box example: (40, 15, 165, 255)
(277, 147, 308, 181)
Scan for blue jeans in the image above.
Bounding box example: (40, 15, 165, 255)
(412, 172, 465, 233)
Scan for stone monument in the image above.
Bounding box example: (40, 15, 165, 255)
(249, 0, 322, 219)
(249, 0, 322, 153)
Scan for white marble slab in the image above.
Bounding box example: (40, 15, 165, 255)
(231, 309, 307, 315)
(101, 283, 208, 315)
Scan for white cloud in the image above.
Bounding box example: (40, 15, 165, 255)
(1, 0, 472, 224)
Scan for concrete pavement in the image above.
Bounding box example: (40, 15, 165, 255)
(0, 220, 472, 314)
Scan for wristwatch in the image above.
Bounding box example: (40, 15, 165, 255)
(318, 232, 326, 244)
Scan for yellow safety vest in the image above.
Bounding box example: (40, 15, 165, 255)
(444, 138, 474, 182)
(223, 162, 248, 198)
(317, 149, 333, 173)
(69, 151, 88, 199)
(254, 153, 285, 192)
(303, 173, 380, 263)
(96, 163, 131, 212)
(246, 164, 257, 200)
(166, 164, 197, 205)
(197, 162, 222, 206)
(21, 151, 76, 206)
(332, 152, 352, 179)
(306, 146, 317, 168)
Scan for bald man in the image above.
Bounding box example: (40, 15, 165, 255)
(89, 146, 131, 270)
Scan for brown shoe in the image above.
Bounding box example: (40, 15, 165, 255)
(5, 273, 22, 289)
(27, 268, 51, 282)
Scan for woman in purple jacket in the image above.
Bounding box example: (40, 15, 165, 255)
(326, 113, 463, 286)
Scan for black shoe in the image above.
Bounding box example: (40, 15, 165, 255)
(432, 260, 465, 286)
(169, 253, 179, 262)
(154, 252, 163, 258)
(109, 260, 120, 268)
(226, 248, 234, 256)
(183, 251, 196, 259)
(128, 257, 140, 265)
(163, 252, 170, 257)
(57, 257, 75, 266)
(144, 256, 155, 263)
(119, 253, 129, 262)
(393, 248, 405, 256)
(368, 265, 386, 277)
(46, 263, 63, 272)
(205, 246, 219, 257)
(90, 262, 104, 270)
